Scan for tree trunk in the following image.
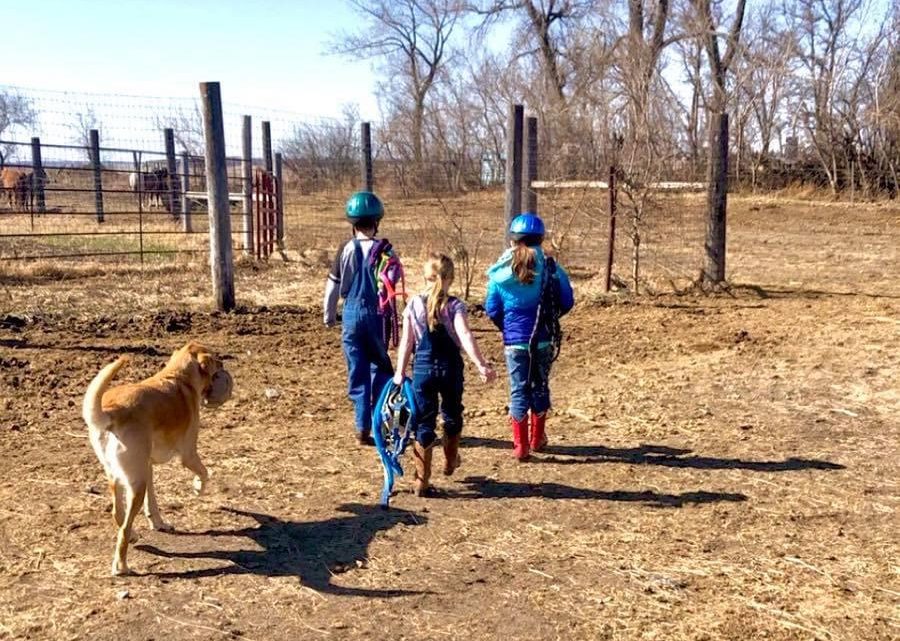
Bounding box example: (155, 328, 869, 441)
(703, 112, 729, 285)
(412, 98, 425, 164)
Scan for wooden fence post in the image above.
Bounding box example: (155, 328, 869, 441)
(361, 121, 373, 191)
(504, 103, 524, 245)
(604, 165, 617, 293)
(274, 151, 284, 250)
(199, 81, 235, 312)
(89, 129, 104, 223)
(132, 151, 144, 263)
(522, 116, 538, 214)
(181, 152, 192, 232)
(262, 121, 273, 173)
(242, 115, 253, 255)
(30, 137, 46, 214)
(702, 113, 729, 285)
(163, 128, 181, 219)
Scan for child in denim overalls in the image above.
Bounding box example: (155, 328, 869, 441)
(324, 192, 395, 446)
(394, 254, 495, 495)
(486, 213, 574, 460)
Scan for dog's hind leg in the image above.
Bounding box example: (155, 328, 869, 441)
(143, 465, 174, 532)
(109, 477, 123, 528)
(113, 480, 146, 576)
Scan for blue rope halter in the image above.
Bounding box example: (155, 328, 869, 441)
(372, 378, 418, 507)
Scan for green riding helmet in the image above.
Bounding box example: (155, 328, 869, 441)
(345, 191, 384, 223)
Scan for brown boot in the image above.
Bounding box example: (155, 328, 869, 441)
(412, 442, 434, 496)
(511, 415, 530, 461)
(530, 412, 548, 452)
(442, 433, 462, 476)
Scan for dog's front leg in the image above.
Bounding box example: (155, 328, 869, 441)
(181, 451, 209, 495)
(143, 466, 174, 532)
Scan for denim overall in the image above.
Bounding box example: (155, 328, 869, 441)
(341, 239, 393, 434)
(410, 300, 464, 448)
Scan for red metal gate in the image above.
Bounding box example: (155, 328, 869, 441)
(254, 169, 278, 259)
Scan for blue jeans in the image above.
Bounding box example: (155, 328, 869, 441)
(411, 322, 464, 448)
(412, 360, 464, 448)
(505, 345, 553, 421)
(342, 303, 393, 432)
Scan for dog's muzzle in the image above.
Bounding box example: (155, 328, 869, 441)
(204, 369, 233, 408)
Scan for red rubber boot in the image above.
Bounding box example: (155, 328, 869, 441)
(530, 411, 548, 452)
(511, 415, 530, 461)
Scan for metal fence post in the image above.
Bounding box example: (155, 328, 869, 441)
(262, 120, 273, 173)
(274, 151, 284, 250)
(604, 165, 617, 293)
(181, 151, 192, 232)
(163, 128, 181, 219)
(242, 115, 253, 255)
(30, 137, 46, 214)
(504, 103, 524, 245)
(361, 121, 373, 191)
(523, 116, 538, 214)
(199, 81, 235, 312)
(89, 129, 104, 223)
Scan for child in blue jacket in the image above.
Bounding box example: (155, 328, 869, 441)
(485, 213, 574, 460)
(324, 191, 394, 446)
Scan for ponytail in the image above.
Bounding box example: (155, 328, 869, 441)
(512, 244, 537, 284)
(423, 253, 455, 331)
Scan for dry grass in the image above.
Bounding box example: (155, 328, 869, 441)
(0, 195, 898, 640)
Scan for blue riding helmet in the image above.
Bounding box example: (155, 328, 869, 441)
(509, 212, 545, 240)
(346, 191, 384, 223)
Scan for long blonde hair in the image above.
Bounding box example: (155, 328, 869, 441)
(424, 253, 455, 331)
(512, 243, 537, 284)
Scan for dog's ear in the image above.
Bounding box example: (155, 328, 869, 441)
(196, 352, 221, 379)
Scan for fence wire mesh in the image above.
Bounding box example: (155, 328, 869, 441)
(2, 84, 898, 300)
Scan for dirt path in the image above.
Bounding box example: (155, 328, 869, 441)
(1, 285, 897, 640)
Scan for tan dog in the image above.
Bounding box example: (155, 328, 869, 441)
(82, 342, 232, 575)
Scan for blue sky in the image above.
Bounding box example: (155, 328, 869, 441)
(7, 0, 382, 119)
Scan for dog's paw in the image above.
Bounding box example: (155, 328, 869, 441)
(192, 476, 206, 495)
(112, 564, 134, 577)
(128, 530, 141, 543)
(151, 521, 175, 533)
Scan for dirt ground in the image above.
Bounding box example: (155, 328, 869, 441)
(0, 195, 898, 640)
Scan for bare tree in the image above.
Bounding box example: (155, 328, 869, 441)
(472, 1, 592, 104)
(0, 90, 38, 166)
(281, 105, 360, 193)
(730, 4, 795, 189)
(690, 0, 747, 286)
(154, 104, 205, 155)
(331, 0, 464, 163)
(67, 108, 102, 163)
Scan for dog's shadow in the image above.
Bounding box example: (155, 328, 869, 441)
(137, 503, 427, 597)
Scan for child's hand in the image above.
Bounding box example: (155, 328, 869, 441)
(392, 372, 405, 386)
(478, 362, 496, 384)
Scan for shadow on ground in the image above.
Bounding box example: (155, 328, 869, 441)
(137, 503, 428, 597)
(462, 437, 845, 472)
(435, 476, 747, 507)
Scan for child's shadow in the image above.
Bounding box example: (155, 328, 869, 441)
(137, 503, 428, 597)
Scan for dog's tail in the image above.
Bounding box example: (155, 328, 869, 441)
(82, 356, 129, 431)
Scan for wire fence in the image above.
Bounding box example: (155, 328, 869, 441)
(1, 84, 898, 299)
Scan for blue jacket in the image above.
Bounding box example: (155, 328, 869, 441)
(485, 247, 574, 345)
